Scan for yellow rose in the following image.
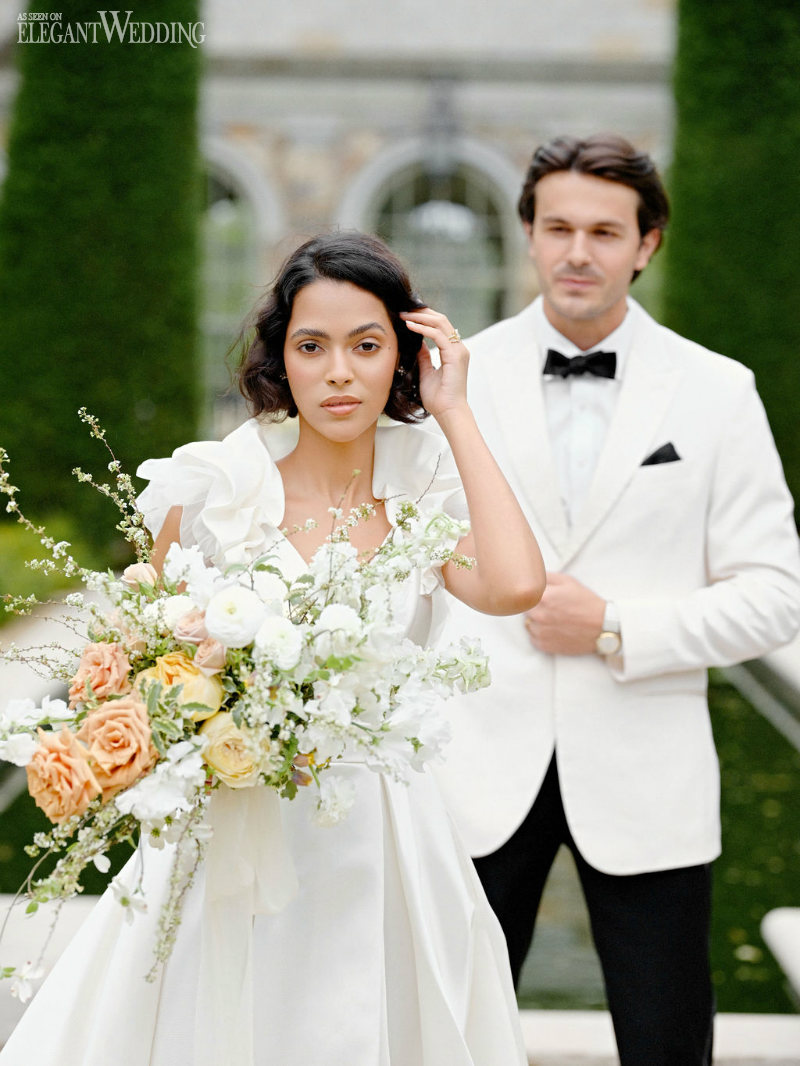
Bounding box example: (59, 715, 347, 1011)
(135, 651, 224, 721)
(199, 712, 259, 789)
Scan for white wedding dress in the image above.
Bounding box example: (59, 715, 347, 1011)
(0, 418, 527, 1066)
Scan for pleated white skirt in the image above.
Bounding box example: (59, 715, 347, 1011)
(0, 766, 526, 1066)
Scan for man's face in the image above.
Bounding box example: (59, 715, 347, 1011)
(525, 170, 661, 346)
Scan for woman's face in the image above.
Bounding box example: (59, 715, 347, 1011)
(283, 279, 399, 443)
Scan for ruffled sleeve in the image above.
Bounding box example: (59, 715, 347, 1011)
(136, 417, 467, 586)
(136, 420, 291, 568)
(373, 421, 468, 523)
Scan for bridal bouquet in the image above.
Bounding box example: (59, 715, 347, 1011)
(0, 411, 489, 995)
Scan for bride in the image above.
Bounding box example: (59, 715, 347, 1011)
(0, 232, 544, 1066)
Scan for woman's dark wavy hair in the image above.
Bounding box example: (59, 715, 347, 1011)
(238, 232, 429, 423)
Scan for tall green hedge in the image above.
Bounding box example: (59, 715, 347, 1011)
(664, 0, 800, 520)
(0, 1, 202, 548)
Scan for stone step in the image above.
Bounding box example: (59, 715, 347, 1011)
(520, 1009, 800, 1064)
(1, 896, 798, 1059)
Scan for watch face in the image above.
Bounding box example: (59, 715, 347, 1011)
(596, 631, 621, 656)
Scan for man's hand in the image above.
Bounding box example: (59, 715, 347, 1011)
(524, 572, 606, 655)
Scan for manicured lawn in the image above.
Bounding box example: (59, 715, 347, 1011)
(710, 671, 800, 1012)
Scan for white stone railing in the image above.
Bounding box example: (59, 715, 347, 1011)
(762, 908, 800, 1004)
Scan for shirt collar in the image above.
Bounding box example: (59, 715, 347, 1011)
(533, 296, 635, 380)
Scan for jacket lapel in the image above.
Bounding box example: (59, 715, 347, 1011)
(561, 303, 685, 567)
(482, 304, 571, 557)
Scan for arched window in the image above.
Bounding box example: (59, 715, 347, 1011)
(372, 163, 510, 338)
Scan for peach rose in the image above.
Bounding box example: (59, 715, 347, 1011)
(173, 609, 209, 645)
(199, 712, 259, 789)
(26, 727, 101, 823)
(193, 638, 226, 676)
(69, 642, 132, 708)
(135, 651, 224, 721)
(77, 692, 158, 801)
(121, 562, 159, 588)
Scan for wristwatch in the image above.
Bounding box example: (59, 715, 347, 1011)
(595, 601, 622, 656)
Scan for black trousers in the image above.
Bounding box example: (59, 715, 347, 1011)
(474, 755, 714, 1066)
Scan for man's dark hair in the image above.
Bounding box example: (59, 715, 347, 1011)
(517, 133, 670, 240)
(239, 232, 428, 423)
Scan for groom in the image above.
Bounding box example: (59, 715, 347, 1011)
(435, 133, 800, 1065)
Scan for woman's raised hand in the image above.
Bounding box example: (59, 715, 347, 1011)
(401, 306, 545, 615)
(399, 308, 469, 422)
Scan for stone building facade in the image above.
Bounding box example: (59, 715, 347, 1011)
(0, 0, 676, 430)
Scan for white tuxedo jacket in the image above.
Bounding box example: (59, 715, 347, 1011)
(435, 297, 800, 874)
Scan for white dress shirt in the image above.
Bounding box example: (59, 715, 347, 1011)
(533, 299, 633, 525)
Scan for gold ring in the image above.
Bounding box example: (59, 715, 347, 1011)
(448, 328, 461, 343)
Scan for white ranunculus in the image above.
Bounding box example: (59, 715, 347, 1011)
(254, 615, 303, 671)
(161, 594, 198, 632)
(313, 774, 357, 826)
(0, 733, 39, 766)
(204, 586, 267, 648)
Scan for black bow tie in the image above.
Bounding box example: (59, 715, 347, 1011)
(543, 348, 617, 379)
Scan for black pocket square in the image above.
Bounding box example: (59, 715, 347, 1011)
(641, 442, 681, 466)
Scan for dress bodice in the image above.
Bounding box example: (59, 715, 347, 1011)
(136, 417, 469, 646)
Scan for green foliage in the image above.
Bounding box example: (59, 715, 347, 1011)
(0, 513, 105, 628)
(0, 779, 131, 896)
(664, 0, 800, 518)
(710, 673, 800, 1012)
(0, 0, 202, 548)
